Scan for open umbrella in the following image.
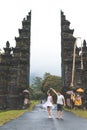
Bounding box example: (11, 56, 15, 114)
(76, 88, 84, 93)
(66, 90, 74, 95)
(23, 89, 29, 93)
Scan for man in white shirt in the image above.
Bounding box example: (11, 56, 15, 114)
(50, 88, 65, 119)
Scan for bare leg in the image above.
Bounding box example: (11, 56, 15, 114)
(47, 107, 52, 118)
(56, 111, 63, 119)
(59, 111, 63, 119)
(56, 111, 59, 118)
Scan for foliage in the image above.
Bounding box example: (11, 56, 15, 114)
(43, 72, 51, 79)
(41, 75, 62, 93)
(31, 76, 42, 91)
(30, 76, 44, 100)
(30, 72, 62, 102)
(41, 74, 62, 103)
(29, 86, 45, 100)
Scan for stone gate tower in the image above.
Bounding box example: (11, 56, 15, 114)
(61, 10, 76, 90)
(0, 11, 31, 109)
(61, 11, 87, 92)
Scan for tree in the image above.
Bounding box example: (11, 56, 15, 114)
(41, 75, 62, 103)
(30, 76, 44, 100)
(32, 76, 42, 91)
(43, 72, 51, 79)
(42, 75, 62, 93)
(30, 73, 62, 101)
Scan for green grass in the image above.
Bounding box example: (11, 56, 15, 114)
(70, 109, 87, 118)
(0, 100, 39, 126)
(64, 107, 87, 119)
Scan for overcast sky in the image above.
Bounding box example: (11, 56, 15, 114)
(0, 0, 87, 77)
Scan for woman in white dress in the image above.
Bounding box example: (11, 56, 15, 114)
(43, 90, 54, 118)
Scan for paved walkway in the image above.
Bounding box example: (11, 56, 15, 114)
(0, 104, 87, 130)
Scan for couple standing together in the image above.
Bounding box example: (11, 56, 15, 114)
(43, 88, 65, 119)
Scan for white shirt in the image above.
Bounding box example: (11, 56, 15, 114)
(57, 94, 64, 105)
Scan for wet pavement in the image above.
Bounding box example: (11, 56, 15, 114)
(0, 104, 87, 130)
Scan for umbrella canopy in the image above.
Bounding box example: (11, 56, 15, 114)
(23, 89, 29, 93)
(76, 88, 84, 93)
(66, 90, 74, 95)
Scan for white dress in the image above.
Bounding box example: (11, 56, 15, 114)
(42, 96, 54, 109)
